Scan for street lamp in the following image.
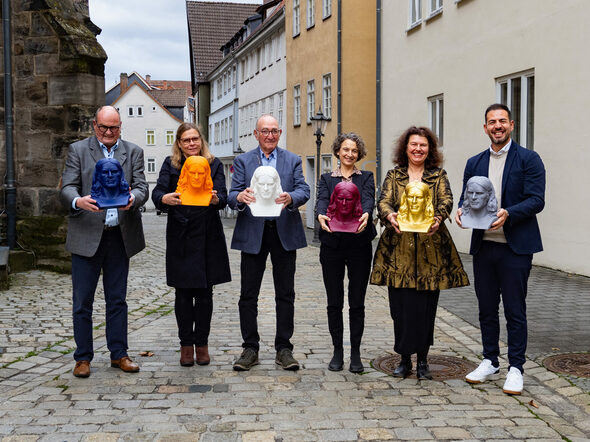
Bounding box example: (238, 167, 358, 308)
(310, 108, 331, 243)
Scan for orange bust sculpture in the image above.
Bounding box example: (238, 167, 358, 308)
(175, 156, 213, 206)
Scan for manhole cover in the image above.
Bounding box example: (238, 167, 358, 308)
(372, 354, 477, 381)
(543, 353, 590, 378)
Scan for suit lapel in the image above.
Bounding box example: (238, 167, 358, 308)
(501, 141, 517, 195)
(114, 140, 128, 167)
(89, 137, 104, 164)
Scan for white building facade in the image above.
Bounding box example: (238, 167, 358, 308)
(112, 84, 182, 210)
(380, 0, 590, 275)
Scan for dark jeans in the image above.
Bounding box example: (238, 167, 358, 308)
(175, 287, 213, 347)
(238, 222, 296, 352)
(319, 237, 372, 349)
(72, 228, 129, 362)
(473, 241, 532, 372)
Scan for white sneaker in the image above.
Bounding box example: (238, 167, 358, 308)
(465, 359, 499, 384)
(502, 367, 523, 395)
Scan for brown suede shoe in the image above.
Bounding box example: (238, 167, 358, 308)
(180, 346, 195, 366)
(73, 360, 90, 378)
(196, 345, 210, 365)
(110, 356, 140, 373)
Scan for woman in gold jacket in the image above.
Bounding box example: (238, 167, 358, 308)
(371, 126, 469, 380)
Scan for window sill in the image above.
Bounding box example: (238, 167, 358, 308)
(293, 123, 301, 128)
(306, 24, 315, 31)
(425, 9, 442, 22)
(322, 14, 331, 21)
(293, 32, 300, 39)
(406, 20, 421, 33)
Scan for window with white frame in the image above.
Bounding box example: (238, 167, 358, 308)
(307, 80, 315, 124)
(307, 0, 315, 28)
(232, 66, 237, 88)
(428, 94, 444, 147)
(269, 95, 275, 117)
(322, 74, 332, 118)
(217, 78, 222, 99)
(256, 47, 261, 73)
(166, 130, 174, 146)
(293, 85, 301, 126)
(323, 0, 331, 19)
(223, 72, 228, 95)
(428, 0, 442, 16)
(275, 33, 281, 61)
(229, 116, 233, 142)
(293, 0, 301, 36)
(215, 122, 220, 143)
(240, 59, 246, 83)
(269, 38, 275, 66)
(147, 158, 156, 173)
(409, 0, 422, 27)
(261, 98, 266, 115)
(136, 106, 143, 117)
(496, 69, 535, 149)
(210, 124, 213, 139)
(127, 106, 134, 117)
(221, 120, 225, 143)
(146, 130, 155, 145)
(278, 92, 284, 127)
(322, 155, 332, 174)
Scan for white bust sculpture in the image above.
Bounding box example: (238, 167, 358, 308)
(461, 176, 498, 229)
(249, 166, 283, 217)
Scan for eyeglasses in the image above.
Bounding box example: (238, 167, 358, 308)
(180, 136, 201, 144)
(257, 129, 281, 137)
(96, 124, 121, 133)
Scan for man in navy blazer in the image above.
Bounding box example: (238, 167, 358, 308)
(229, 114, 310, 371)
(456, 103, 545, 395)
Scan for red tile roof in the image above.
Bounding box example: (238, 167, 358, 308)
(186, 1, 260, 83)
(148, 89, 189, 107)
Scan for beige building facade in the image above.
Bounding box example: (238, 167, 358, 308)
(380, 0, 590, 276)
(286, 0, 377, 227)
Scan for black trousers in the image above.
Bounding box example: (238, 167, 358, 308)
(174, 287, 213, 347)
(473, 241, 531, 372)
(238, 222, 296, 352)
(320, 237, 372, 349)
(388, 287, 440, 356)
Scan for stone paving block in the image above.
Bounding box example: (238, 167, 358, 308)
(394, 427, 433, 440)
(431, 426, 473, 439)
(506, 424, 561, 438)
(317, 429, 359, 441)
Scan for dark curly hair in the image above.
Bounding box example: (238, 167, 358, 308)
(331, 132, 367, 161)
(392, 126, 442, 169)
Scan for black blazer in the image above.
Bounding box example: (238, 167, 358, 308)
(316, 170, 377, 249)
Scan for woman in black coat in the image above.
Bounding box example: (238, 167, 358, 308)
(152, 122, 231, 367)
(316, 132, 376, 373)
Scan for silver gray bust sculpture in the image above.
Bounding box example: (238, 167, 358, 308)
(461, 176, 498, 229)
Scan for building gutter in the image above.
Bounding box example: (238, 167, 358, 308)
(3, 0, 16, 248)
(375, 0, 382, 193)
(337, 0, 342, 133)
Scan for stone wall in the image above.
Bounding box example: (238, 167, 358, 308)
(0, 0, 106, 272)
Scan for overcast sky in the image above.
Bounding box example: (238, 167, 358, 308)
(89, 0, 262, 90)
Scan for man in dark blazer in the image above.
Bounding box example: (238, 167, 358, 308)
(60, 105, 148, 378)
(456, 103, 545, 395)
(229, 114, 310, 371)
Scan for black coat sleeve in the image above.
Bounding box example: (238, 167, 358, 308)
(210, 158, 228, 210)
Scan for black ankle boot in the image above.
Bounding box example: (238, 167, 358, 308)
(393, 356, 412, 378)
(328, 347, 344, 371)
(416, 361, 432, 380)
(349, 347, 364, 374)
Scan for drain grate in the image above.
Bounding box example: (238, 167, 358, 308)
(543, 353, 590, 378)
(372, 354, 478, 381)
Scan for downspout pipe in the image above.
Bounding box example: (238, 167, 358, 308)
(3, 0, 17, 249)
(375, 0, 382, 193)
(337, 0, 341, 134)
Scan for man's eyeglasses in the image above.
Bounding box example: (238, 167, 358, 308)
(257, 129, 281, 137)
(180, 136, 201, 144)
(96, 124, 121, 133)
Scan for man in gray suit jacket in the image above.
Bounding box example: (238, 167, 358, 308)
(60, 106, 148, 378)
(229, 114, 310, 371)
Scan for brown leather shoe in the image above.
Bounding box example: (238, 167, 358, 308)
(110, 356, 140, 373)
(195, 345, 210, 365)
(73, 360, 90, 378)
(180, 346, 194, 366)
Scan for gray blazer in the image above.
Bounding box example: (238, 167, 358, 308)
(228, 147, 310, 254)
(60, 136, 149, 258)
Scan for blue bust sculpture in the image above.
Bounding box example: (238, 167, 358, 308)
(91, 158, 130, 209)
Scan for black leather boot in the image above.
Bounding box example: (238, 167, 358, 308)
(416, 361, 432, 380)
(393, 355, 412, 378)
(349, 347, 364, 373)
(328, 347, 344, 371)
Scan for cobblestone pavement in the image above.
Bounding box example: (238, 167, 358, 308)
(0, 213, 588, 441)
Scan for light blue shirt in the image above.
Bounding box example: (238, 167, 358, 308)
(258, 147, 277, 169)
(72, 140, 120, 226)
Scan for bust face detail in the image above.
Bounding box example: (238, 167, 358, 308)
(189, 163, 207, 190)
(407, 186, 426, 215)
(99, 161, 122, 189)
(335, 188, 355, 217)
(466, 182, 489, 211)
(256, 174, 277, 200)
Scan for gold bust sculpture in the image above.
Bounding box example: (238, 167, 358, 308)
(176, 156, 213, 206)
(397, 181, 434, 233)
